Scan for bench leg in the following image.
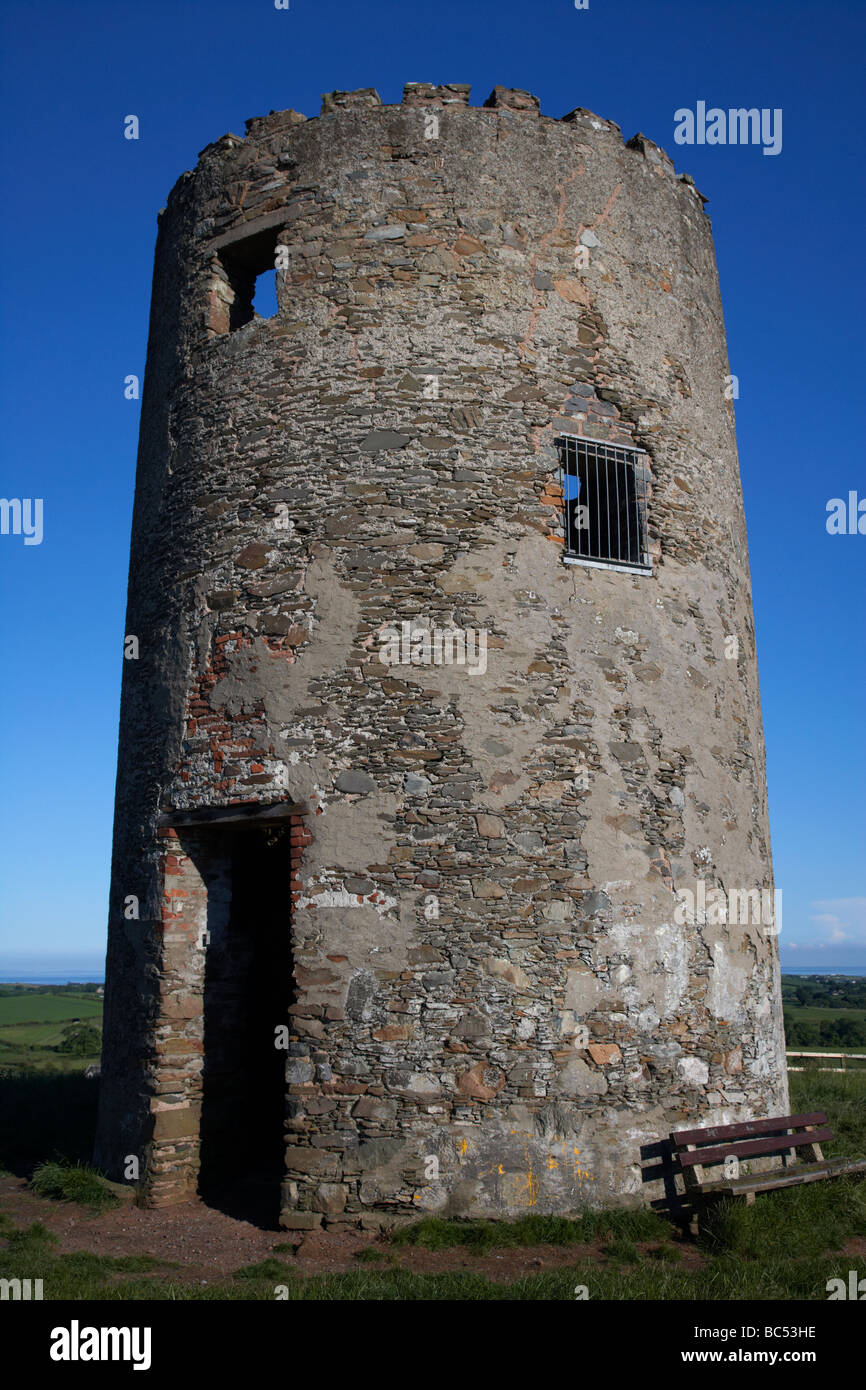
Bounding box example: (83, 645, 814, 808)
(803, 1124, 825, 1163)
(683, 1145, 704, 1237)
(744, 1191, 755, 1206)
(688, 1194, 713, 1238)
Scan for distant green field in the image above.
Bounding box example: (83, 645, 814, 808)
(0, 991, 103, 1073)
(783, 975, 866, 1050)
(0, 1022, 91, 1048)
(0, 994, 102, 1025)
(0, 1048, 101, 1074)
(787, 1006, 866, 1021)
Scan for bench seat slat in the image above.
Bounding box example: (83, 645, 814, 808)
(678, 1127, 833, 1168)
(672, 1112, 827, 1147)
(699, 1156, 866, 1197)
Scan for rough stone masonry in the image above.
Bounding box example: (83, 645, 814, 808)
(95, 83, 788, 1229)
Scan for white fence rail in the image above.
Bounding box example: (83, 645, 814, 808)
(786, 1050, 866, 1073)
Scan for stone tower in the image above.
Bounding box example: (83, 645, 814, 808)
(95, 84, 787, 1229)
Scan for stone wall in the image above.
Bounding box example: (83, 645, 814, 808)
(96, 83, 788, 1227)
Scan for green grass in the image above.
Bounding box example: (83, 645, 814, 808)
(789, 1069, 866, 1152)
(3, 1219, 56, 1254)
(30, 1160, 120, 1211)
(391, 1208, 669, 1252)
(0, 989, 103, 1075)
(787, 1006, 866, 1023)
(0, 994, 102, 1026)
(1, 1217, 862, 1300)
(0, 1222, 171, 1298)
(602, 1237, 640, 1264)
(699, 1178, 866, 1260)
(233, 1258, 296, 1280)
(0, 1049, 101, 1074)
(0, 1046, 101, 1074)
(0, 1022, 102, 1049)
(646, 1242, 682, 1262)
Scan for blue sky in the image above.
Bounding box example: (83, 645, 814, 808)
(0, 0, 863, 973)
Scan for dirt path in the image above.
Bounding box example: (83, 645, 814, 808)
(0, 1175, 702, 1284)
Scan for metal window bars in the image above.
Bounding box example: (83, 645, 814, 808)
(556, 436, 651, 571)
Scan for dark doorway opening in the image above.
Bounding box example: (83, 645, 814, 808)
(198, 827, 292, 1228)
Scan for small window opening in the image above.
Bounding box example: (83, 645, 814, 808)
(218, 228, 281, 333)
(556, 436, 651, 572)
(252, 268, 278, 319)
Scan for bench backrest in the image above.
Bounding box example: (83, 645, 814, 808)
(671, 1111, 832, 1170)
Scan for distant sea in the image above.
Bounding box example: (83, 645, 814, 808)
(0, 973, 104, 985)
(781, 965, 866, 977)
(0, 959, 105, 985)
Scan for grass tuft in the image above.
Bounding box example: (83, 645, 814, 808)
(233, 1258, 296, 1280)
(30, 1160, 119, 1211)
(3, 1219, 58, 1253)
(602, 1237, 639, 1264)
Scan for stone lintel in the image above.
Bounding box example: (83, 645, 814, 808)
(206, 207, 302, 256)
(158, 800, 308, 831)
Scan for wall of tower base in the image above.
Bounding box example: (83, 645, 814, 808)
(275, 1072, 789, 1228)
(128, 802, 787, 1224)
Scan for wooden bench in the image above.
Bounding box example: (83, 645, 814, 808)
(671, 1111, 866, 1233)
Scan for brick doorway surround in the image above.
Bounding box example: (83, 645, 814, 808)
(146, 801, 310, 1207)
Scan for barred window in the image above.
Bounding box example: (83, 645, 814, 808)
(556, 436, 651, 572)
